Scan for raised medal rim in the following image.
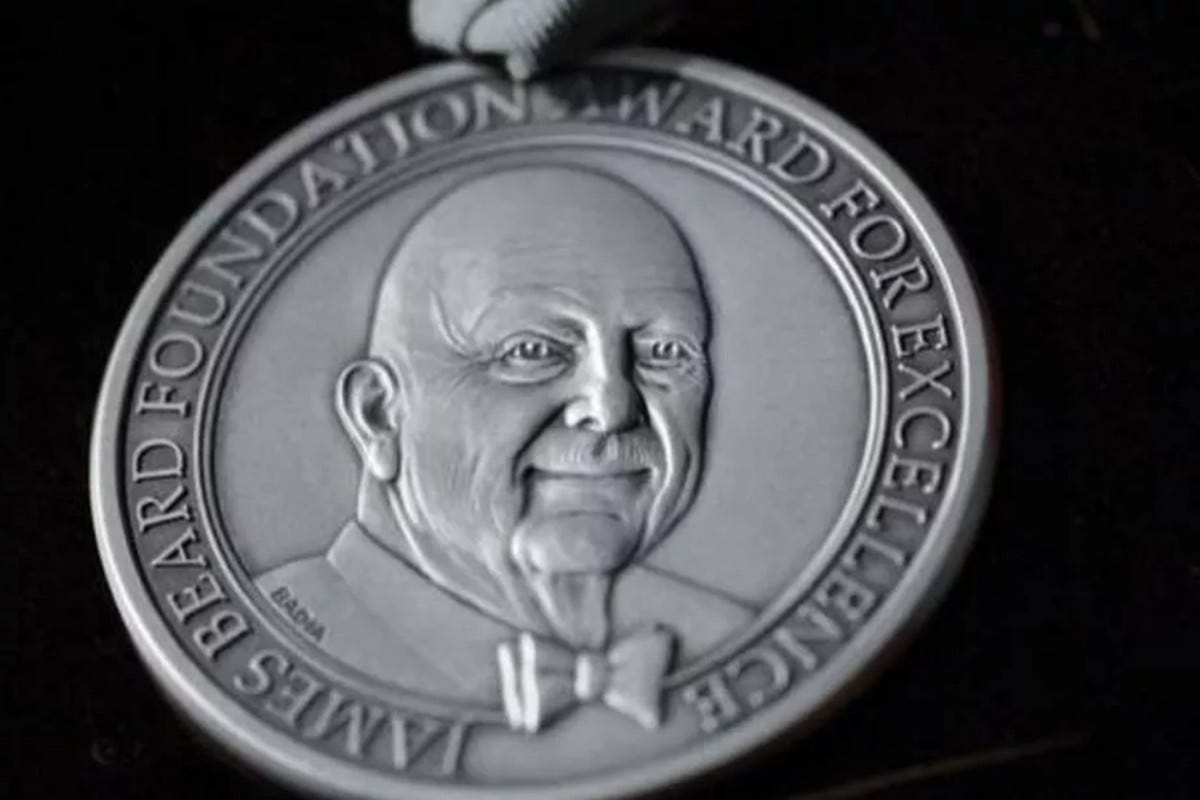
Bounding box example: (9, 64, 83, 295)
(91, 48, 997, 800)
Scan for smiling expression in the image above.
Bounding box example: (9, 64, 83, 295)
(360, 166, 711, 621)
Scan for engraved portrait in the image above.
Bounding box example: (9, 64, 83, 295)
(96, 50, 988, 797)
(257, 165, 755, 732)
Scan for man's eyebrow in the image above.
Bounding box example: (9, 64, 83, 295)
(467, 285, 588, 335)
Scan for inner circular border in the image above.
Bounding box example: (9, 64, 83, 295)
(197, 130, 888, 713)
(91, 50, 996, 800)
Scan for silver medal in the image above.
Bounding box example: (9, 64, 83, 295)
(91, 51, 996, 798)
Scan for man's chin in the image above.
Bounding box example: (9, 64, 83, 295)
(511, 512, 641, 575)
(510, 513, 646, 648)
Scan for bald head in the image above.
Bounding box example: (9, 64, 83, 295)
(341, 164, 711, 646)
(369, 166, 704, 367)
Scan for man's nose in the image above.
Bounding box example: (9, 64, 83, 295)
(563, 347, 644, 433)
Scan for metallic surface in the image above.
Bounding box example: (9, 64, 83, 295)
(91, 50, 996, 799)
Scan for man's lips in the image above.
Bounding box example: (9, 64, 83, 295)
(525, 467, 651, 514)
(528, 465, 651, 479)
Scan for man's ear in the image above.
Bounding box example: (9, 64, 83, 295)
(335, 358, 401, 482)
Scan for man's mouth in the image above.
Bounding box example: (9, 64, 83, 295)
(525, 467, 651, 514)
(529, 464, 651, 479)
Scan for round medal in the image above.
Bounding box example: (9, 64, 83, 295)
(91, 51, 995, 799)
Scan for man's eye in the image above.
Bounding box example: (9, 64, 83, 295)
(651, 340, 684, 361)
(639, 338, 694, 367)
(501, 336, 563, 365)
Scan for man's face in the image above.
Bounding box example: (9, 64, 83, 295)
(387, 212, 710, 582)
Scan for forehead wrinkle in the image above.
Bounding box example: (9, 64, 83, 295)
(623, 286, 708, 317)
(486, 283, 589, 306)
(463, 285, 590, 341)
(442, 236, 700, 286)
(623, 285, 703, 296)
(429, 289, 475, 356)
(486, 236, 690, 264)
(456, 282, 709, 340)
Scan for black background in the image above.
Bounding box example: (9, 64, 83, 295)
(6, 2, 1198, 798)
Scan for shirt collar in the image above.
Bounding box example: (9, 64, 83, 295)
(327, 519, 516, 696)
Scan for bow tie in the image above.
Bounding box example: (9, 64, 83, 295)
(497, 627, 675, 733)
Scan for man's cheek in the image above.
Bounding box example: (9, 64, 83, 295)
(418, 376, 522, 444)
(648, 392, 704, 443)
(468, 382, 561, 441)
(435, 384, 556, 483)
